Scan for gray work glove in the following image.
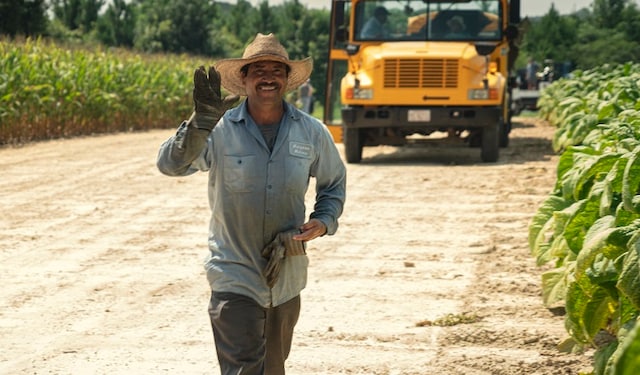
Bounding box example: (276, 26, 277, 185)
(261, 229, 307, 288)
(189, 66, 239, 130)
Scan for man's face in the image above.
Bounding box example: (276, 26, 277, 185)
(242, 61, 289, 100)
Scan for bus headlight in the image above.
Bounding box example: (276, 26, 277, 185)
(468, 88, 498, 100)
(346, 88, 373, 100)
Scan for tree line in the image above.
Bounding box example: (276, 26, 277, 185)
(519, 0, 640, 74)
(2, 0, 640, 101)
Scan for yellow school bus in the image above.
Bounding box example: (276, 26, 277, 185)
(323, 0, 521, 163)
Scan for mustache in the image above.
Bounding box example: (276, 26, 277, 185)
(257, 82, 280, 90)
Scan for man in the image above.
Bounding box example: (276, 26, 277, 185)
(445, 15, 468, 39)
(360, 6, 390, 39)
(156, 33, 346, 374)
(297, 78, 314, 114)
(526, 57, 539, 90)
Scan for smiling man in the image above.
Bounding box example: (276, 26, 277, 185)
(156, 33, 346, 375)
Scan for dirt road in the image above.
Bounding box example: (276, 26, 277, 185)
(1, 117, 593, 374)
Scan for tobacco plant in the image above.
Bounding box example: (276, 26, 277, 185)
(530, 63, 640, 374)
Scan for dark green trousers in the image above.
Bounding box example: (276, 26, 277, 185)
(208, 292, 301, 375)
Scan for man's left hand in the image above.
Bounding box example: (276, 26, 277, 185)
(293, 219, 326, 242)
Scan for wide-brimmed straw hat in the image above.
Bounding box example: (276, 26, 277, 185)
(215, 33, 313, 96)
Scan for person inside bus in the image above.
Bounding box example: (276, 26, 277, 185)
(445, 15, 469, 39)
(360, 6, 390, 39)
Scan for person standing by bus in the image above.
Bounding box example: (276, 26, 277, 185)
(298, 78, 314, 114)
(526, 57, 539, 90)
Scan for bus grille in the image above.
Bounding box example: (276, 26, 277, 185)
(383, 59, 459, 88)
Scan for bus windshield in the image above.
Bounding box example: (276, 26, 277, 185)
(354, 0, 503, 42)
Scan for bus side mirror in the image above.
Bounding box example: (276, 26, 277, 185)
(504, 25, 519, 42)
(474, 42, 497, 56)
(345, 44, 360, 56)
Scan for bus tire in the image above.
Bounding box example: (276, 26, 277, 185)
(344, 127, 363, 164)
(481, 123, 500, 162)
(500, 117, 510, 148)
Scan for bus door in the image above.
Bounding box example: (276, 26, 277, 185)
(323, 0, 352, 143)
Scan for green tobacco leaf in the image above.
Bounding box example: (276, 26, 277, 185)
(558, 146, 602, 201)
(549, 234, 572, 265)
(541, 264, 573, 307)
(623, 147, 640, 213)
(529, 195, 573, 264)
(565, 197, 601, 253)
(557, 148, 579, 185)
(586, 256, 620, 299)
(572, 114, 602, 148)
(596, 341, 620, 375)
(615, 203, 640, 227)
(566, 275, 616, 345)
(617, 233, 640, 310)
(584, 289, 616, 344)
(604, 220, 640, 259)
(576, 215, 617, 276)
(554, 112, 590, 150)
(604, 319, 640, 375)
(575, 154, 620, 201)
(599, 162, 623, 217)
(566, 281, 591, 344)
(598, 101, 620, 121)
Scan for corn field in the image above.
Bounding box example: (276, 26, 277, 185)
(0, 38, 201, 144)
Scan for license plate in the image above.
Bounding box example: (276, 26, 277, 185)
(408, 110, 431, 122)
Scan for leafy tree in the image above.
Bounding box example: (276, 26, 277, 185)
(254, 1, 275, 34)
(520, 5, 578, 64)
(305, 9, 332, 105)
(573, 0, 640, 68)
(572, 24, 640, 68)
(207, 3, 241, 58)
(228, 0, 257, 46)
(592, 0, 627, 29)
(51, 0, 82, 30)
(617, 1, 640, 41)
(80, 0, 104, 32)
(0, 0, 48, 37)
(50, 0, 103, 32)
(133, 0, 217, 55)
(278, 0, 305, 60)
(95, 0, 136, 47)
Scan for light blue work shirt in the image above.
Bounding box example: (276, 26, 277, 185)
(157, 100, 346, 307)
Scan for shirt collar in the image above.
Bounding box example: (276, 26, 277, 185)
(227, 99, 302, 125)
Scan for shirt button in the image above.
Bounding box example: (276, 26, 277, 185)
(266, 209, 272, 215)
(267, 185, 272, 189)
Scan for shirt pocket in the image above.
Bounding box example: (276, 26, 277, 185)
(285, 142, 313, 194)
(223, 154, 257, 193)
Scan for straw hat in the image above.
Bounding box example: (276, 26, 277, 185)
(215, 33, 313, 96)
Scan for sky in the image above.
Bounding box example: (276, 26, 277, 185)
(242, 0, 640, 17)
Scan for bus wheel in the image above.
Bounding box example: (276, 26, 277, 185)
(344, 127, 363, 163)
(499, 117, 510, 148)
(481, 123, 500, 162)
